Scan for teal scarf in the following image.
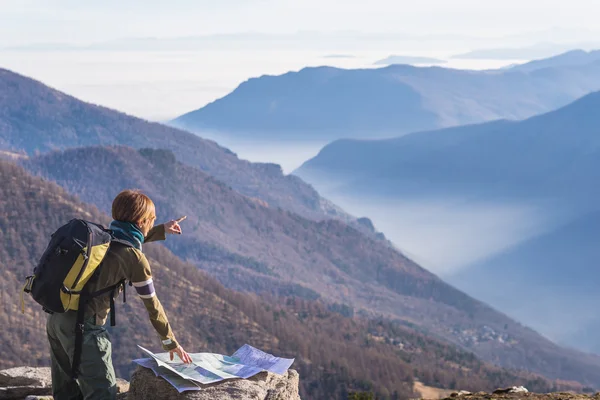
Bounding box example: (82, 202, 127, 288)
(109, 220, 145, 251)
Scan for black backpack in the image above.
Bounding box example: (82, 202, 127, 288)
(22, 219, 133, 378)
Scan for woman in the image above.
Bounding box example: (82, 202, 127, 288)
(47, 189, 192, 400)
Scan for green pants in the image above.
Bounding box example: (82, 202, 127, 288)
(46, 311, 117, 400)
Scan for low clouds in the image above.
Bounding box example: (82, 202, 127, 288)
(1, 0, 600, 46)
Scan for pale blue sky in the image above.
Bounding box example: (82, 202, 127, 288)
(1, 0, 599, 46)
(1, 0, 598, 123)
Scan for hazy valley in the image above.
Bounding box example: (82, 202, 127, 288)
(296, 88, 600, 353)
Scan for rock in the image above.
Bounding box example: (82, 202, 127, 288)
(509, 386, 529, 393)
(357, 217, 376, 232)
(117, 378, 130, 394)
(128, 366, 301, 400)
(450, 390, 472, 397)
(0, 367, 51, 388)
(0, 367, 52, 400)
(0, 386, 52, 400)
(493, 386, 529, 395)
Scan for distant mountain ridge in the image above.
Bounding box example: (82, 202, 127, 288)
(297, 90, 600, 200)
(509, 49, 600, 72)
(172, 53, 600, 141)
(0, 67, 360, 227)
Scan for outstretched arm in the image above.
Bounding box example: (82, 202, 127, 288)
(130, 254, 192, 363)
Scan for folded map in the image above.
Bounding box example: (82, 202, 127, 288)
(134, 344, 295, 392)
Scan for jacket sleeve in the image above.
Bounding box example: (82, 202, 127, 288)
(144, 224, 166, 243)
(128, 251, 179, 351)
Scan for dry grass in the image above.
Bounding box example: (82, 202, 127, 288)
(414, 381, 455, 399)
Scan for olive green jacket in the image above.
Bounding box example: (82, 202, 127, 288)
(86, 224, 178, 351)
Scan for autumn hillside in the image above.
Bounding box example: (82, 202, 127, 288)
(19, 145, 600, 388)
(4, 159, 584, 398)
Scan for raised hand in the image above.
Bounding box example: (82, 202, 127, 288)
(164, 216, 187, 235)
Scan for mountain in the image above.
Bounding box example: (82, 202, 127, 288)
(511, 50, 600, 72)
(0, 67, 358, 225)
(18, 145, 600, 388)
(171, 57, 600, 141)
(23, 145, 391, 299)
(297, 91, 600, 200)
(2, 159, 582, 398)
(6, 66, 600, 388)
(295, 91, 600, 353)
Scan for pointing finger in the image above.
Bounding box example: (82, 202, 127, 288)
(176, 216, 187, 223)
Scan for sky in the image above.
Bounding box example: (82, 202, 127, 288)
(1, 0, 598, 127)
(1, 0, 599, 122)
(1, 0, 600, 46)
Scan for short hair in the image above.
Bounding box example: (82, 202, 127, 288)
(111, 189, 155, 224)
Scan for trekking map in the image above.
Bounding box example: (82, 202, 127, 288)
(134, 345, 295, 393)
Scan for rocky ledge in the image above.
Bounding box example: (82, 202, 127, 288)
(0, 367, 52, 400)
(0, 366, 301, 400)
(128, 366, 301, 400)
(0, 367, 128, 400)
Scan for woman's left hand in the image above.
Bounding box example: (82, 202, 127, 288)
(165, 216, 187, 235)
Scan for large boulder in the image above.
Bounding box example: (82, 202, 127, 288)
(0, 367, 129, 400)
(0, 367, 51, 388)
(128, 366, 301, 400)
(0, 367, 52, 400)
(0, 387, 52, 400)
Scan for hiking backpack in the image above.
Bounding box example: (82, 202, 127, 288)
(22, 219, 133, 378)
